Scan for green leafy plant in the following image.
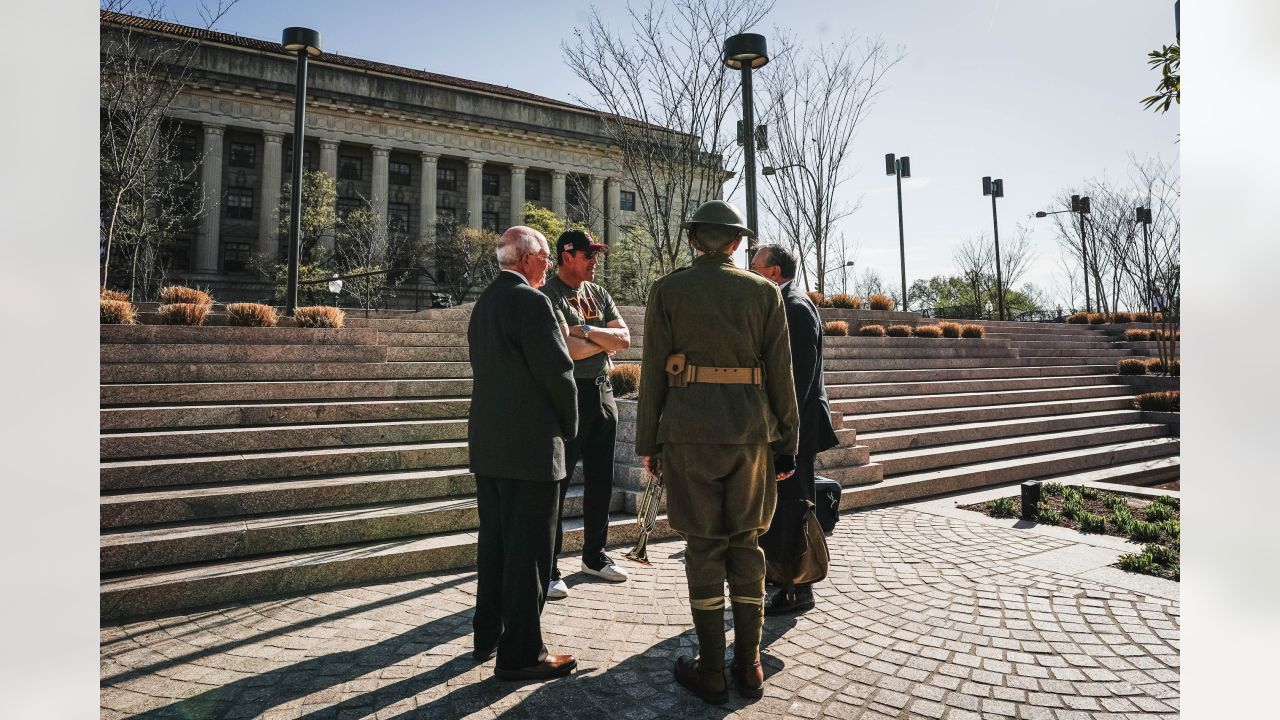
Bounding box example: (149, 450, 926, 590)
(828, 293, 861, 309)
(1079, 486, 1100, 501)
(858, 324, 886, 337)
(1129, 520, 1163, 543)
(609, 363, 641, 397)
(960, 323, 985, 338)
(987, 497, 1016, 518)
(1153, 495, 1180, 510)
(100, 298, 137, 325)
(867, 294, 895, 311)
(822, 320, 849, 336)
(1041, 482, 1065, 497)
(912, 324, 943, 338)
(886, 324, 913, 337)
(1035, 503, 1062, 526)
(1145, 502, 1174, 522)
(1078, 512, 1108, 534)
(293, 306, 345, 328)
(1117, 552, 1154, 574)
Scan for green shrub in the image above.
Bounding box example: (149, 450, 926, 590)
(293, 305, 345, 328)
(822, 320, 849, 336)
(1102, 493, 1129, 512)
(1078, 486, 1100, 501)
(159, 285, 213, 306)
(1117, 552, 1154, 573)
(1060, 497, 1085, 522)
(913, 324, 943, 338)
(1129, 520, 1163, 543)
(1110, 506, 1136, 535)
(100, 298, 137, 325)
(1134, 390, 1179, 412)
(1117, 358, 1149, 375)
(939, 321, 962, 338)
(858, 324, 886, 337)
(1145, 543, 1179, 566)
(1145, 502, 1174, 522)
(828, 293, 861, 309)
(867, 294, 895, 311)
(1041, 482, 1065, 497)
(226, 302, 279, 327)
(609, 363, 641, 396)
(1066, 311, 1090, 324)
(960, 323, 985, 338)
(157, 302, 209, 326)
(1078, 512, 1108, 534)
(987, 496, 1017, 518)
(1162, 519, 1180, 537)
(1035, 503, 1062, 526)
(886, 324, 913, 337)
(1152, 495, 1180, 510)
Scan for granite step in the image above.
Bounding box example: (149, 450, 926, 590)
(377, 331, 469, 347)
(100, 398, 470, 432)
(872, 424, 1170, 476)
(100, 378, 473, 407)
(1017, 349, 1134, 358)
(842, 396, 1137, 433)
(101, 343, 387, 364)
(840, 437, 1180, 510)
(101, 325, 381, 346)
(1037, 456, 1181, 487)
(823, 357, 1097, 372)
(820, 346, 1020, 360)
(101, 418, 469, 459)
(100, 441, 470, 491)
(826, 374, 1118, 400)
(345, 318, 469, 333)
(822, 337, 1012, 349)
(829, 384, 1131, 415)
(858, 409, 1146, 453)
(101, 361, 472, 383)
(822, 364, 1115, 385)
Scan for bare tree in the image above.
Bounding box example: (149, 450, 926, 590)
(563, 0, 774, 288)
(100, 0, 239, 296)
(758, 32, 903, 294)
(423, 223, 500, 305)
(952, 234, 994, 314)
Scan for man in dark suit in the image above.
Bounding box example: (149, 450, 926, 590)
(468, 225, 580, 681)
(750, 244, 840, 615)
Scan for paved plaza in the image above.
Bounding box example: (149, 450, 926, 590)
(100, 491, 1179, 719)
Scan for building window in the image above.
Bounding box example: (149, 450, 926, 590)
(482, 172, 500, 196)
(175, 134, 198, 162)
(482, 211, 500, 232)
(437, 167, 457, 191)
(336, 197, 362, 219)
(620, 190, 636, 212)
(339, 155, 363, 180)
(286, 147, 314, 172)
(225, 188, 254, 220)
(388, 202, 412, 233)
(229, 142, 256, 168)
(222, 240, 252, 273)
(389, 161, 412, 186)
(526, 177, 542, 201)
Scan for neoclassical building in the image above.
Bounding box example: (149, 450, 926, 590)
(102, 11, 718, 303)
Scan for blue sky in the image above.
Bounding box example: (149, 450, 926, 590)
(157, 0, 1179, 306)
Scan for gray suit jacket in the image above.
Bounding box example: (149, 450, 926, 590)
(467, 271, 578, 482)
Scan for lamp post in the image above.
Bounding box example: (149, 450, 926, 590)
(982, 176, 1006, 321)
(328, 273, 343, 306)
(1136, 206, 1154, 315)
(723, 33, 769, 252)
(1035, 194, 1091, 312)
(282, 26, 322, 317)
(886, 154, 912, 311)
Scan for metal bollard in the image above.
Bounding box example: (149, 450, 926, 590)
(1020, 481, 1041, 521)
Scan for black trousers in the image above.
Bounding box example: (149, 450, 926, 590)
(473, 474, 559, 670)
(759, 451, 818, 588)
(552, 378, 618, 577)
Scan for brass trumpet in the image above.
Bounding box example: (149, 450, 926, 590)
(624, 465, 664, 565)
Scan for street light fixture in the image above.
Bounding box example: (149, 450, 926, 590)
(328, 273, 343, 305)
(982, 176, 1006, 321)
(886, 153, 912, 311)
(282, 26, 322, 317)
(723, 33, 769, 252)
(1035, 194, 1092, 312)
(1136, 206, 1154, 315)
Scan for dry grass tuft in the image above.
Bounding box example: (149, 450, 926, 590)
(960, 323, 986, 338)
(1087, 312, 1108, 325)
(1066, 311, 1090, 324)
(886, 324, 913, 337)
(858, 324, 886, 337)
(828, 293, 861, 309)
(1144, 357, 1180, 376)
(913, 324, 943, 338)
(867, 294, 895, 311)
(822, 320, 849, 336)
(226, 302, 279, 327)
(1111, 311, 1136, 323)
(1133, 311, 1153, 323)
(100, 299, 137, 325)
(293, 305, 346, 328)
(609, 363, 641, 396)
(806, 291, 825, 307)
(1134, 390, 1180, 412)
(158, 302, 209, 326)
(939, 321, 962, 338)
(1117, 358, 1149, 375)
(159, 285, 214, 306)
(1124, 328, 1152, 341)
(100, 288, 129, 303)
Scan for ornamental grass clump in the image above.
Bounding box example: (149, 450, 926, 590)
(158, 302, 210, 326)
(939, 321, 962, 338)
(886, 324, 913, 337)
(1117, 358, 1149, 375)
(913, 324, 942, 338)
(293, 305, 345, 328)
(858, 324, 886, 337)
(1066, 311, 1090, 324)
(1111, 311, 1136, 323)
(100, 299, 137, 325)
(960, 323, 985, 338)
(807, 291, 825, 307)
(100, 288, 129, 303)
(608, 363, 641, 397)
(1144, 357, 1180, 376)
(1134, 390, 1179, 412)
(1134, 311, 1153, 322)
(867, 294, 895, 311)
(1124, 328, 1152, 341)
(159, 285, 214, 307)
(822, 320, 849, 336)
(226, 302, 279, 327)
(828, 293, 861, 309)
(1088, 312, 1108, 325)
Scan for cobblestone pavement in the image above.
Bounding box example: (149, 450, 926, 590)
(101, 504, 1180, 719)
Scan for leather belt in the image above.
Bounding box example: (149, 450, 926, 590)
(665, 353, 762, 387)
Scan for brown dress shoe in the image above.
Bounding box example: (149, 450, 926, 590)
(673, 655, 729, 705)
(493, 653, 577, 681)
(732, 660, 764, 698)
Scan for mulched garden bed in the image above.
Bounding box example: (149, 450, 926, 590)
(961, 482, 1180, 581)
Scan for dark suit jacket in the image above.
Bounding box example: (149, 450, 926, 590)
(468, 271, 578, 482)
(782, 281, 839, 457)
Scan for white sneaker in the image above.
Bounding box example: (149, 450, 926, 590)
(547, 578, 569, 599)
(581, 558, 629, 583)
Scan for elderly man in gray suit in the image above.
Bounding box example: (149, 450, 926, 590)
(468, 226, 579, 681)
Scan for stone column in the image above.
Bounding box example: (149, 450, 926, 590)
(419, 152, 438, 243)
(258, 131, 283, 260)
(195, 123, 225, 274)
(551, 170, 567, 218)
(318, 139, 339, 252)
(466, 159, 484, 229)
(509, 165, 527, 229)
(605, 177, 621, 245)
(371, 146, 390, 225)
(590, 175, 605, 240)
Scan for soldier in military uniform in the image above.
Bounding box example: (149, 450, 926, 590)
(635, 200, 800, 704)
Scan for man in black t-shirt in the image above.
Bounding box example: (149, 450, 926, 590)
(540, 230, 633, 597)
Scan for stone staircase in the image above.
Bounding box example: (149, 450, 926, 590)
(99, 306, 1177, 620)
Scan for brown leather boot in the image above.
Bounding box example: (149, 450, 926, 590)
(674, 655, 729, 705)
(730, 598, 765, 698)
(732, 659, 765, 698)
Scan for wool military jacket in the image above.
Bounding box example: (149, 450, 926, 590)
(634, 252, 800, 456)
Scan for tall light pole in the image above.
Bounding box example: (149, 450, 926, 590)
(886, 154, 911, 311)
(1136, 206, 1154, 315)
(723, 33, 769, 253)
(1035, 195, 1092, 313)
(982, 176, 1006, 321)
(282, 27, 322, 317)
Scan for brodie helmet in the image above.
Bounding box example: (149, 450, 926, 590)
(681, 200, 755, 238)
